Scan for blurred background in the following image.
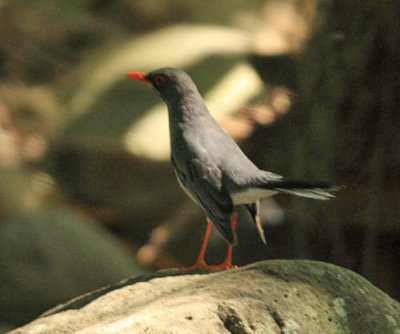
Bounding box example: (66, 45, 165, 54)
(0, 0, 399, 331)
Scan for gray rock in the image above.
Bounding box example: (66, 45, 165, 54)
(0, 207, 148, 327)
(8, 260, 400, 334)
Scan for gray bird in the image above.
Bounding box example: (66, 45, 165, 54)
(126, 67, 341, 270)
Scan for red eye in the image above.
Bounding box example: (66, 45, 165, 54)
(154, 74, 166, 86)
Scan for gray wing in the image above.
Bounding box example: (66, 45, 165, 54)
(182, 118, 266, 191)
(172, 156, 236, 244)
(245, 201, 266, 244)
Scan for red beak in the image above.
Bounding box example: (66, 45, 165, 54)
(126, 72, 149, 82)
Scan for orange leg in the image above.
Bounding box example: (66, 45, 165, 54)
(181, 215, 238, 272)
(207, 215, 238, 270)
(181, 220, 213, 272)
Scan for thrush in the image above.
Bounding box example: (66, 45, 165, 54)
(126, 67, 341, 270)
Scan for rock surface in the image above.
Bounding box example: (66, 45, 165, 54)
(0, 207, 147, 328)
(9, 260, 400, 334)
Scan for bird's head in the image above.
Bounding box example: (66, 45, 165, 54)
(126, 67, 199, 105)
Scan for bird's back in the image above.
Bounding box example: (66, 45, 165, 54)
(177, 107, 270, 190)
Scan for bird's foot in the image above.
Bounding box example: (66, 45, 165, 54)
(180, 218, 238, 272)
(180, 260, 237, 272)
(180, 259, 210, 272)
(180, 252, 238, 272)
(203, 244, 237, 270)
(205, 262, 238, 271)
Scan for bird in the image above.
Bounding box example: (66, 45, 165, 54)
(126, 67, 341, 271)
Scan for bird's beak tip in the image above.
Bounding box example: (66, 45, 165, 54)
(126, 72, 149, 82)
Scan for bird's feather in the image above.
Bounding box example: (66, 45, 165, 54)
(172, 156, 236, 245)
(244, 201, 266, 244)
(258, 178, 342, 200)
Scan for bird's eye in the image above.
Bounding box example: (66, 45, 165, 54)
(154, 74, 166, 87)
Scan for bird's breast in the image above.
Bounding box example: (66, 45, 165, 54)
(173, 168, 198, 204)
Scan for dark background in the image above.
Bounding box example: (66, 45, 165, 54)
(0, 0, 399, 331)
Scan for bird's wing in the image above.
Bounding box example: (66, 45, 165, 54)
(172, 156, 236, 244)
(244, 201, 266, 244)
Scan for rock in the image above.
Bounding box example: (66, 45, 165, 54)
(9, 260, 400, 334)
(0, 207, 148, 328)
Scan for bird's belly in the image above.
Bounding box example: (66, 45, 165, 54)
(174, 169, 198, 204)
(232, 188, 278, 205)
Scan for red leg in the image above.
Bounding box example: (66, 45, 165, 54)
(181, 216, 238, 272)
(181, 220, 214, 271)
(206, 215, 238, 270)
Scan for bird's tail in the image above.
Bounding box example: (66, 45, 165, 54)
(262, 179, 343, 200)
